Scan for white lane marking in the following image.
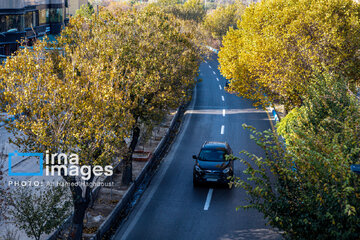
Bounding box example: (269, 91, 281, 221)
(213, 71, 216, 75)
(222, 109, 225, 117)
(219, 85, 222, 90)
(221, 95, 225, 101)
(209, 65, 212, 69)
(216, 77, 219, 82)
(221, 125, 225, 135)
(204, 188, 214, 211)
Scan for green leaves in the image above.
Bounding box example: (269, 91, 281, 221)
(234, 73, 360, 239)
(7, 185, 72, 240)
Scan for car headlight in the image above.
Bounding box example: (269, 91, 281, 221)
(223, 167, 231, 174)
(195, 165, 202, 172)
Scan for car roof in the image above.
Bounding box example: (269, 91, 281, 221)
(202, 141, 229, 150)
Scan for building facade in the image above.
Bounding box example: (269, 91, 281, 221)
(0, 0, 67, 56)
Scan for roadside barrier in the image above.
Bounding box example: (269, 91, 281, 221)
(47, 104, 186, 240)
(91, 104, 185, 240)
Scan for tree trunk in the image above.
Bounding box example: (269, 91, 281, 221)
(121, 126, 140, 186)
(67, 182, 92, 240)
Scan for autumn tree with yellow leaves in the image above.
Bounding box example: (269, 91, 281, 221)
(203, 1, 245, 41)
(219, 0, 360, 110)
(0, 7, 201, 240)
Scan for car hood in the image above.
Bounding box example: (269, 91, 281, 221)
(197, 160, 230, 170)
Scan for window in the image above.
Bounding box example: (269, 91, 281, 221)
(49, 8, 63, 23)
(39, 9, 47, 25)
(0, 14, 23, 33)
(0, 15, 6, 32)
(25, 11, 36, 29)
(199, 149, 226, 161)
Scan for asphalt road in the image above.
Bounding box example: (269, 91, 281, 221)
(113, 56, 282, 240)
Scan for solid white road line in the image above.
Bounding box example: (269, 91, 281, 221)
(209, 65, 212, 69)
(221, 95, 225, 101)
(213, 71, 216, 75)
(204, 188, 214, 211)
(222, 109, 225, 117)
(219, 85, 222, 90)
(216, 78, 219, 82)
(221, 125, 225, 135)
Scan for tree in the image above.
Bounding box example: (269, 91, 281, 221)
(0, 7, 201, 238)
(156, 0, 206, 23)
(232, 72, 360, 239)
(75, 3, 95, 18)
(180, 0, 206, 23)
(219, 0, 360, 110)
(7, 185, 72, 240)
(203, 1, 245, 40)
(0, 17, 135, 239)
(107, 7, 201, 185)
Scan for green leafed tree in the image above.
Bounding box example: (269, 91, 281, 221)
(75, 3, 95, 18)
(219, 0, 360, 110)
(232, 72, 360, 239)
(7, 185, 72, 240)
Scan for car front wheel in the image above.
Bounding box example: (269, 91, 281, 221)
(193, 177, 200, 187)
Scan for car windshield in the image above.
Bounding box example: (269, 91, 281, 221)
(198, 149, 227, 162)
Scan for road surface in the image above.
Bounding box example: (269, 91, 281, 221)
(113, 56, 282, 240)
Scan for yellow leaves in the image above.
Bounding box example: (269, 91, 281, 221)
(219, 0, 360, 109)
(0, 6, 200, 167)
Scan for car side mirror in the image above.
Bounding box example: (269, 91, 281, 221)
(192, 155, 197, 160)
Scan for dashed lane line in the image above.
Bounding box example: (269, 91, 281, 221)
(204, 188, 214, 211)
